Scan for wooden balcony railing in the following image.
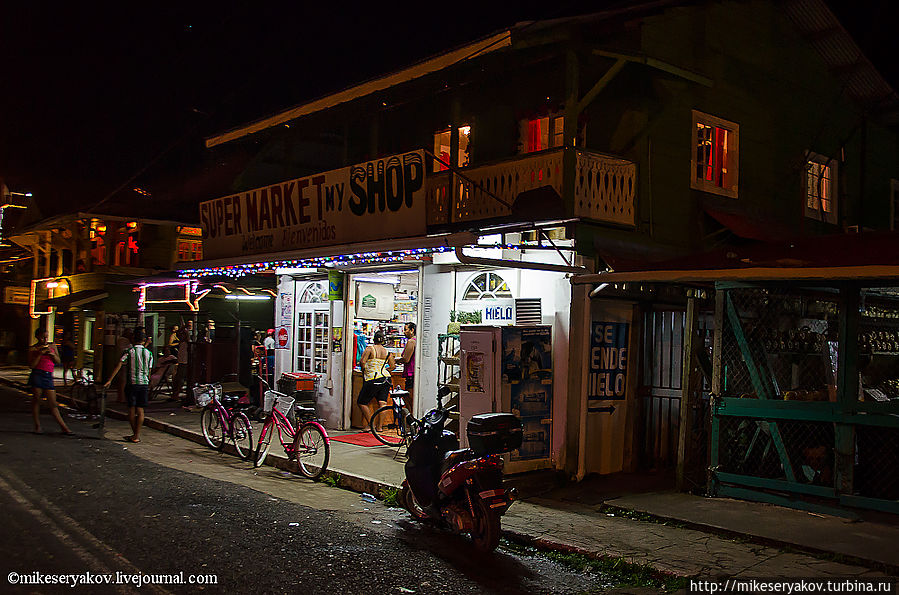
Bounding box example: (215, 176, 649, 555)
(425, 147, 635, 227)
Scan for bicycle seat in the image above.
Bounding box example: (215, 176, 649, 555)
(221, 394, 242, 408)
(440, 448, 477, 475)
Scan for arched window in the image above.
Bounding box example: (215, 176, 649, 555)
(463, 272, 512, 300)
(299, 282, 327, 303)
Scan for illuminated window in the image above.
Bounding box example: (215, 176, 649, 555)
(524, 115, 565, 153)
(432, 125, 471, 172)
(115, 222, 140, 266)
(463, 272, 512, 300)
(691, 110, 739, 198)
(89, 219, 106, 266)
(177, 240, 203, 262)
(805, 153, 837, 224)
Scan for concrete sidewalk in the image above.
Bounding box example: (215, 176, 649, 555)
(2, 364, 897, 581)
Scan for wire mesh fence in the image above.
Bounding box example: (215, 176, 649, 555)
(712, 286, 899, 510)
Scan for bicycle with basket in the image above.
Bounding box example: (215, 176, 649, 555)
(253, 374, 330, 480)
(194, 374, 254, 460)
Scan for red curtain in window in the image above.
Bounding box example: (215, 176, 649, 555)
(528, 120, 542, 152)
(714, 127, 727, 187)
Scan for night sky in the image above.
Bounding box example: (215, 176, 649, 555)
(0, 1, 894, 216)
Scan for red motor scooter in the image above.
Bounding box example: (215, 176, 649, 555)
(400, 390, 522, 552)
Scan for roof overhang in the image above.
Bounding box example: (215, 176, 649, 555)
(572, 265, 899, 285)
(43, 289, 108, 309)
(205, 31, 512, 148)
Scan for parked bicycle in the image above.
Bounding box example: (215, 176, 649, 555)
(370, 387, 422, 451)
(70, 368, 103, 416)
(252, 376, 330, 480)
(194, 374, 254, 460)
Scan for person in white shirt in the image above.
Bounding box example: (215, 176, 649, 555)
(263, 329, 276, 387)
(104, 328, 153, 443)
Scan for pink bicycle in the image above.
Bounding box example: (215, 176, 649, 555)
(252, 377, 330, 480)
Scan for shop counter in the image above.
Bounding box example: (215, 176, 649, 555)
(350, 369, 408, 429)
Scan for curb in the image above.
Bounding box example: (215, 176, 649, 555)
(1, 376, 889, 575)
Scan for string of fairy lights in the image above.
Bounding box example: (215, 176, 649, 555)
(177, 243, 537, 278)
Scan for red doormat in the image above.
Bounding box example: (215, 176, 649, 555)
(330, 432, 402, 447)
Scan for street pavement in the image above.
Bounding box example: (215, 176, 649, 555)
(1, 366, 898, 591)
(0, 387, 621, 594)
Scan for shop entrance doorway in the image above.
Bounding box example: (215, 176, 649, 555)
(345, 269, 419, 429)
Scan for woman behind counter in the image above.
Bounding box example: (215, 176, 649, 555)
(357, 331, 394, 431)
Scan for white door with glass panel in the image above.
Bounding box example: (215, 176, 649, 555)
(294, 281, 329, 374)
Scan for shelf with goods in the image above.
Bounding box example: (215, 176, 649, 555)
(723, 289, 839, 403)
(438, 334, 460, 435)
(858, 316, 899, 403)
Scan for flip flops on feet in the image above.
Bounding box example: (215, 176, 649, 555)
(123, 435, 140, 443)
(60, 430, 75, 436)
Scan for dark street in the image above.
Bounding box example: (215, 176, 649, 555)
(0, 386, 610, 594)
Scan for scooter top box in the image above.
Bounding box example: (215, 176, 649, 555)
(467, 413, 523, 456)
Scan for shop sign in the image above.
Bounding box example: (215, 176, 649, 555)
(588, 322, 629, 400)
(328, 271, 345, 301)
(457, 298, 515, 326)
(276, 326, 290, 349)
(199, 150, 427, 260)
(355, 281, 394, 320)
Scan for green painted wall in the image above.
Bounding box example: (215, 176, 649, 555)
(216, 0, 899, 257)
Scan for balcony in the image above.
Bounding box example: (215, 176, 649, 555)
(425, 147, 635, 228)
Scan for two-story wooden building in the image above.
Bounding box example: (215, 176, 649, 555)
(6, 205, 206, 380)
(176, 0, 899, 486)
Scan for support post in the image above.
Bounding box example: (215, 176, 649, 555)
(677, 295, 698, 491)
(835, 285, 859, 495)
(562, 48, 579, 217)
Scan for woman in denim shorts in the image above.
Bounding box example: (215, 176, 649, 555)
(29, 328, 72, 435)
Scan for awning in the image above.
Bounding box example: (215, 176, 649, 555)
(43, 289, 108, 310)
(176, 231, 478, 274)
(572, 231, 899, 285)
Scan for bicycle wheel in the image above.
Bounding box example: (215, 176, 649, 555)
(293, 423, 330, 480)
(70, 383, 85, 410)
(200, 407, 224, 449)
(231, 413, 253, 460)
(84, 384, 100, 416)
(253, 418, 274, 468)
(399, 408, 418, 445)
(370, 406, 404, 446)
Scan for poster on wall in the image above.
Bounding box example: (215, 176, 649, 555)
(328, 271, 344, 301)
(355, 281, 395, 320)
(199, 150, 427, 260)
(465, 351, 486, 393)
(588, 322, 629, 401)
(278, 292, 293, 326)
(332, 327, 343, 353)
(503, 326, 552, 462)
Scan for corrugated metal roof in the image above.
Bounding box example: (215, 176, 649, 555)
(784, 0, 899, 121)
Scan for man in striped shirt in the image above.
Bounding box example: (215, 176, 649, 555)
(104, 328, 153, 443)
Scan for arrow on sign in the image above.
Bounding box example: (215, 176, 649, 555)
(588, 406, 616, 414)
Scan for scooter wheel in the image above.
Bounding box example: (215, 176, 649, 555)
(401, 483, 430, 521)
(470, 495, 501, 553)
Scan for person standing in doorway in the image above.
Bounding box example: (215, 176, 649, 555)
(397, 322, 416, 395)
(166, 325, 180, 357)
(59, 330, 76, 386)
(29, 328, 72, 435)
(172, 320, 193, 407)
(358, 331, 395, 431)
(263, 328, 276, 388)
(104, 328, 153, 443)
(115, 327, 134, 403)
